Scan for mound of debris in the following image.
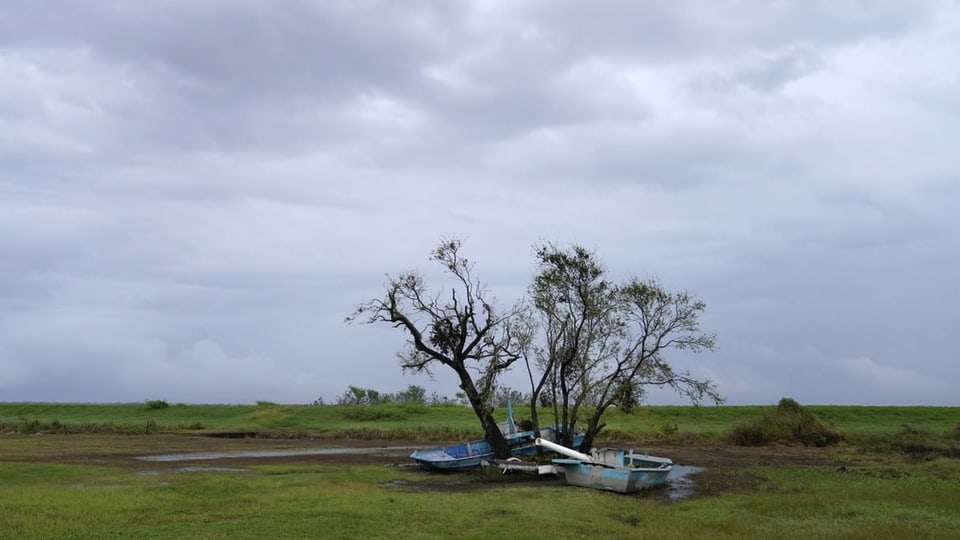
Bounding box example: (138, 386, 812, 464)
(729, 398, 842, 447)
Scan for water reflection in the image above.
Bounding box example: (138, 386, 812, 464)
(664, 465, 703, 501)
(137, 446, 423, 462)
(137, 466, 251, 474)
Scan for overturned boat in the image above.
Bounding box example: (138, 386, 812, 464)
(535, 438, 673, 494)
(410, 426, 584, 470)
(410, 403, 585, 470)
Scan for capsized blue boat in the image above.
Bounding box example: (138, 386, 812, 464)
(409, 426, 583, 470)
(410, 402, 585, 470)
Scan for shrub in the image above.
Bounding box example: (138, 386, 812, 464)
(401, 403, 429, 415)
(656, 422, 679, 439)
(890, 424, 953, 457)
(596, 428, 632, 443)
(145, 399, 170, 410)
(728, 397, 842, 447)
(776, 397, 803, 414)
(21, 419, 41, 434)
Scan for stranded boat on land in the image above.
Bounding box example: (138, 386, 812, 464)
(409, 425, 584, 470)
(409, 403, 585, 470)
(535, 438, 674, 494)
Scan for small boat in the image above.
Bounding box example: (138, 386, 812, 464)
(410, 426, 583, 470)
(410, 402, 585, 470)
(536, 438, 673, 494)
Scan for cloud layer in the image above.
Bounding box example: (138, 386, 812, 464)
(2, 1, 958, 405)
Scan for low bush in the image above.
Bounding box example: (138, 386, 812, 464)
(891, 424, 933, 454)
(595, 428, 632, 443)
(889, 424, 960, 457)
(145, 400, 170, 410)
(656, 422, 679, 439)
(401, 403, 429, 415)
(728, 397, 842, 447)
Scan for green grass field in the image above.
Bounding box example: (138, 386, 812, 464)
(0, 402, 484, 439)
(1, 454, 958, 539)
(2, 402, 958, 538)
(2, 401, 957, 441)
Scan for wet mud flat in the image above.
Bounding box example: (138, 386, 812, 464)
(136, 445, 423, 463)
(380, 462, 704, 502)
(134, 445, 702, 500)
(133, 443, 711, 501)
(1, 434, 848, 499)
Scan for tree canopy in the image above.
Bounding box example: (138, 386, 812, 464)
(349, 238, 720, 455)
(347, 238, 523, 458)
(524, 243, 720, 450)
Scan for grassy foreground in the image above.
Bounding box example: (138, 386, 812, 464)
(1, 450, 958, 539)
(2, 403, 959, 539)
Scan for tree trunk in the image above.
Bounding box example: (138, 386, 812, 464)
(528, 397, 540, 434)
(528, 397, 544, 456)
(457, 371, 512, 459)
(577, 407, 607, 452)
(480, 412, 511, 458)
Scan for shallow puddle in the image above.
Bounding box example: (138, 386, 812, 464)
(137, 466, 251, 475)
(137, 446, 422, 462)
(663, 465, 703, 501)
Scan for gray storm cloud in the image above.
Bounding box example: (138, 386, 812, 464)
(1, 0, 957, 405)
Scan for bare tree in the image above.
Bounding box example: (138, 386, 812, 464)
(347, 239, 522, 458)
(526, 243, 721, 451)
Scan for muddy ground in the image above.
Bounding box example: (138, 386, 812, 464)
(0, 434, 856, 499)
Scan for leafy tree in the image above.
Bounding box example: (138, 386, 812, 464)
(525, 243, 721, 451)
(492, 386, 528, 408)
(395, 384, 427, 404)
(337, 385, 388, 405)
(347, 239, 523, 459)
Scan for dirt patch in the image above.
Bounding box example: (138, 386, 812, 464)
(637, 443, 850, 499)
(0, 434, 418, 468)
(638, 442, 842, 468)
(0, 434, 856, 498)
(386, 467, 569, 493)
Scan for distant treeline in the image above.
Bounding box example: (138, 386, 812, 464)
(321, 385, 528, 407)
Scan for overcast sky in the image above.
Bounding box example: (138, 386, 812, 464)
(2, 1, 958, 406)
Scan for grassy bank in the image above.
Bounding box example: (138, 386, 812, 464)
(0, 402, 482, 438)
(2, 402, 957, 444)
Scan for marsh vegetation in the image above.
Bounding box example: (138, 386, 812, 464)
(1, 401, 959, 538)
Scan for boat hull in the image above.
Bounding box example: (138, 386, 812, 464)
(409, 439, 495, 470)
(552, 449, 673, 493)
(411, 429, 584, 470)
